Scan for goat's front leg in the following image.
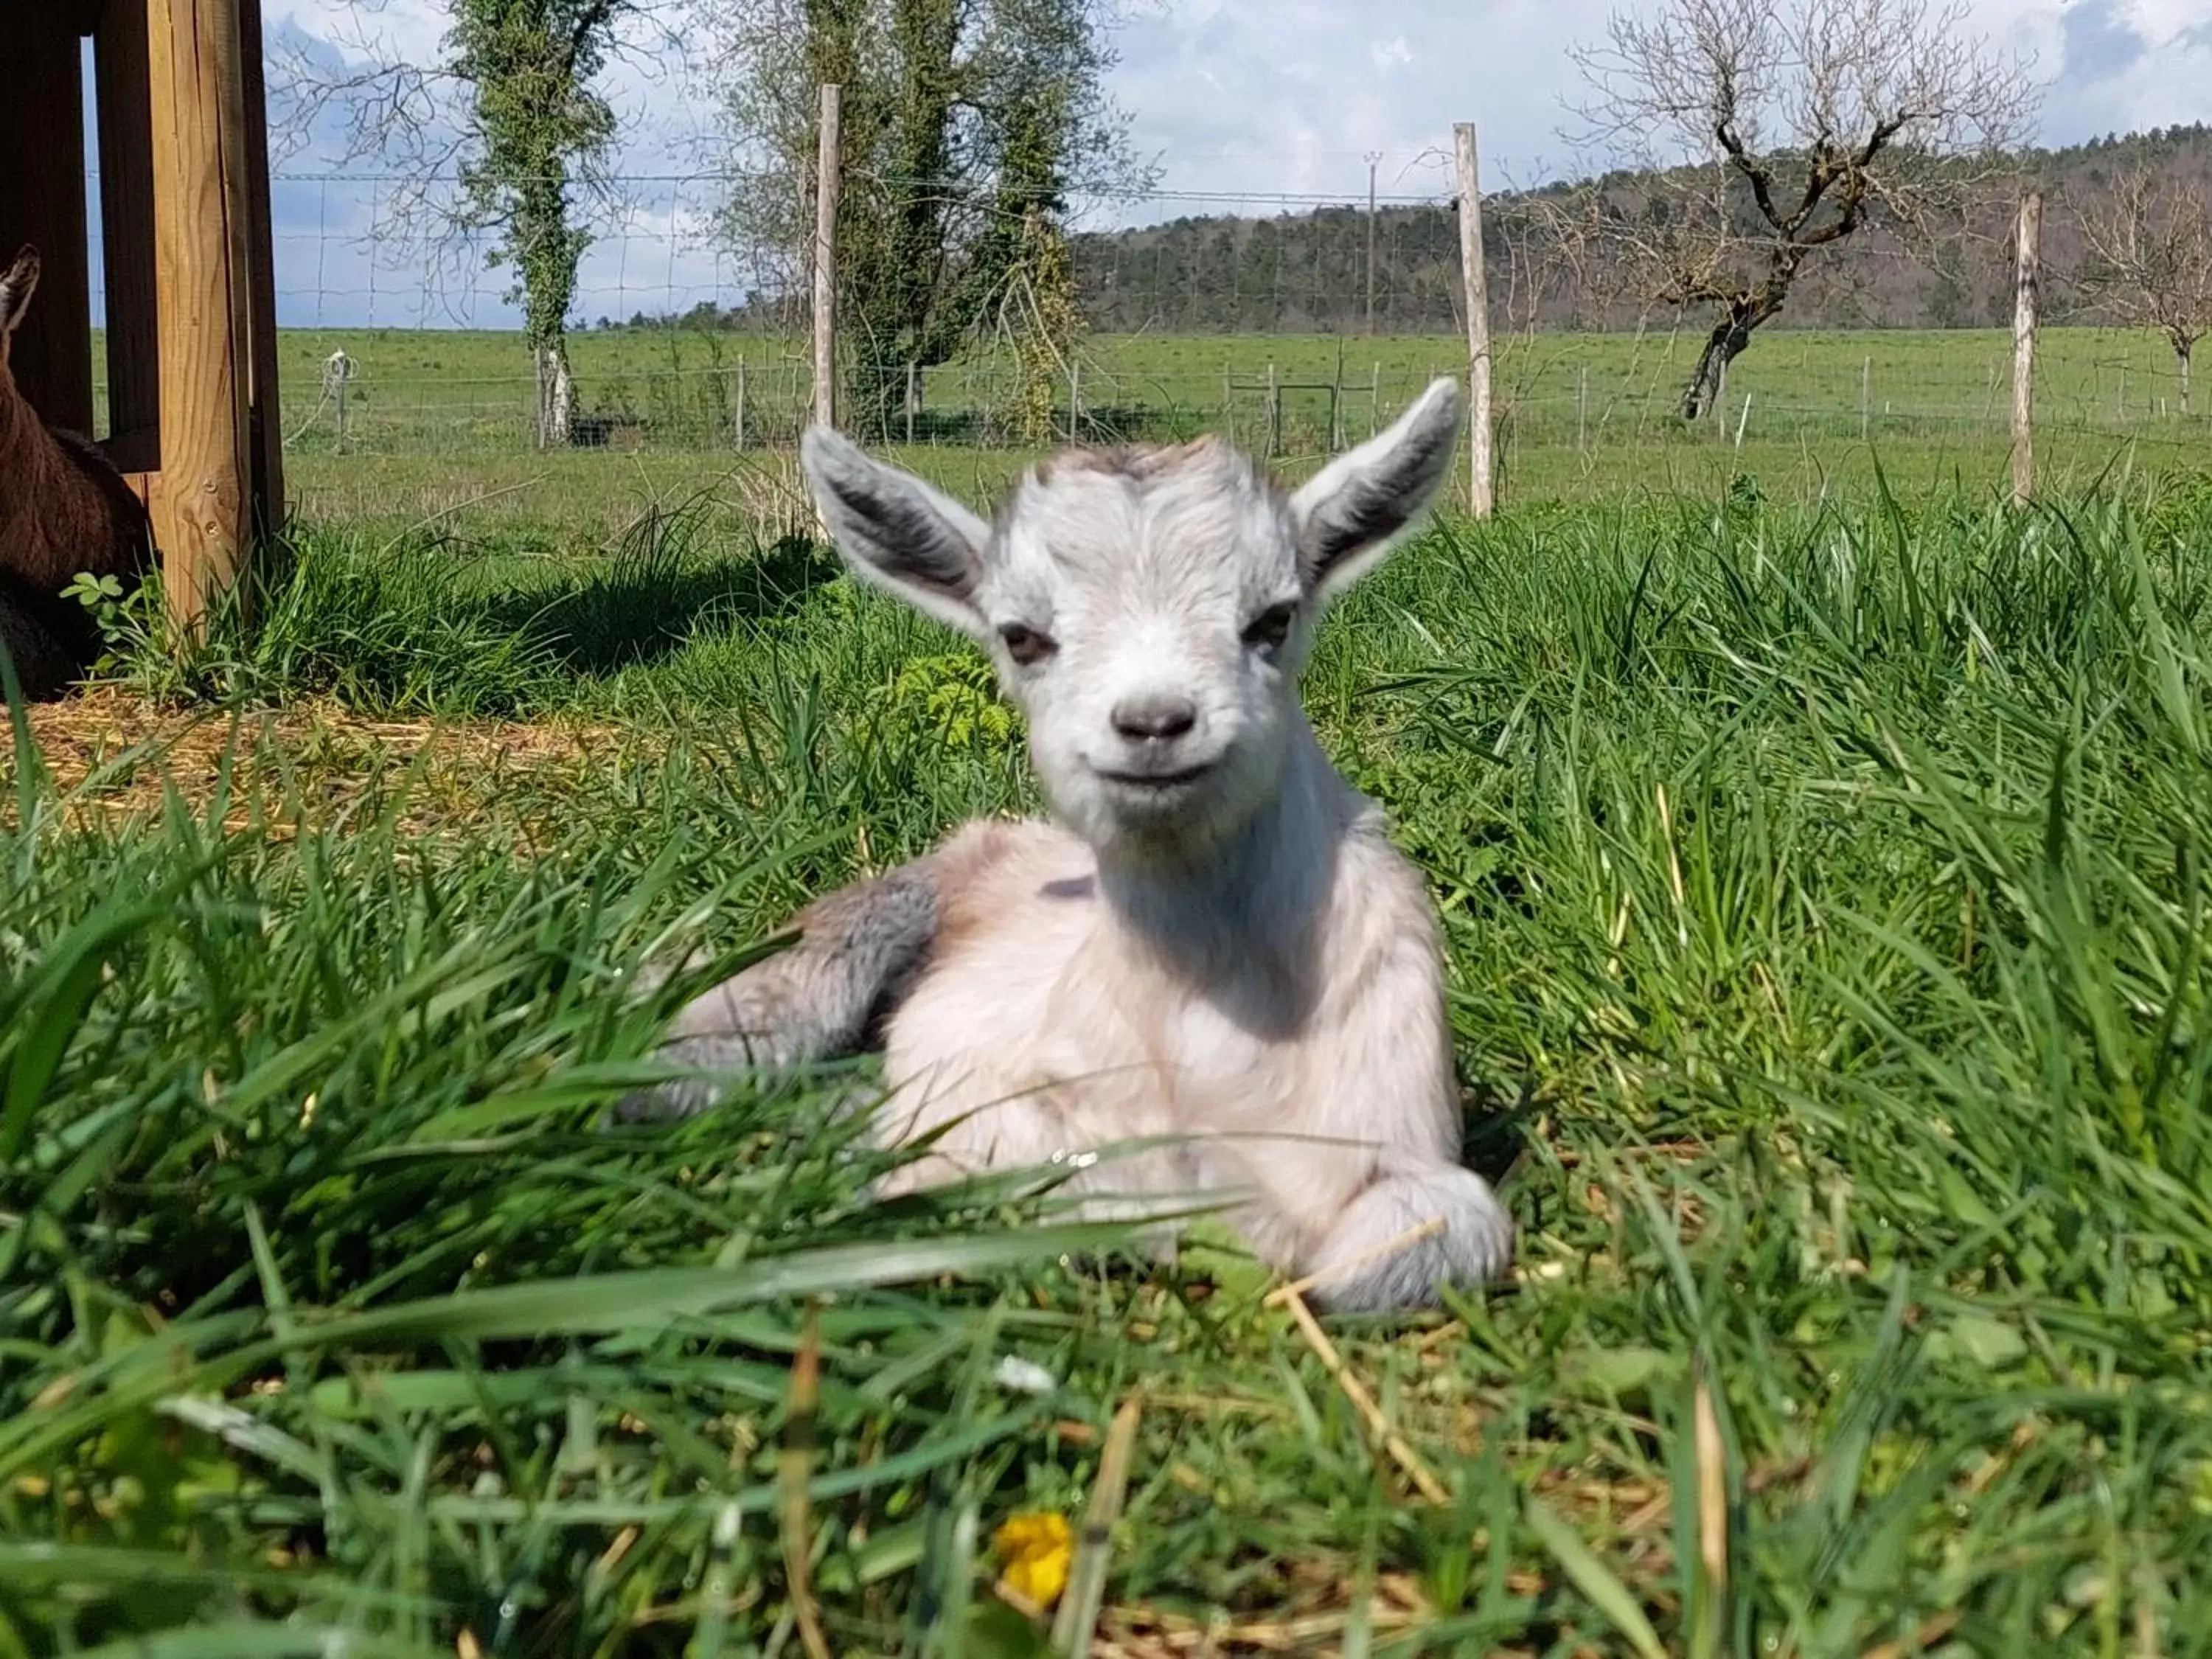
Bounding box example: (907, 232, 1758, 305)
(1299, 1152, 1514, 1312)
(614, 857, 942, 1121)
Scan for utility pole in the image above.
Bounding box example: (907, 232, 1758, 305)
(1365, 151, 1383, 337)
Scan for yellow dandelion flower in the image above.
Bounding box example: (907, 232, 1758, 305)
(992, 1509, 1073, 1607)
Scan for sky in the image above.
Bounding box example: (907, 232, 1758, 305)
(82, 0, 2212, 330)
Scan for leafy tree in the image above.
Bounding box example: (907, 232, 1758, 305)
(706, 0, 1152, 439)
(273, 0, 672, 446)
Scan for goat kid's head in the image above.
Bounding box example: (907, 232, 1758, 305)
(803, 376, 1462, 859)
(0, 247, 39, 380)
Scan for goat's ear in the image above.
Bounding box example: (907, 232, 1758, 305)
(1288, 376, 1461, 602)
(801, 425, 992, 638)
(0, 246, 39, 340)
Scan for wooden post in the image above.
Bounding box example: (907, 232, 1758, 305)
(811, 83, 842, 433)
(333, 358, 349, 453)
(2115, 366, 2125, 425)
(1860, 356, 1871, 442)
(1371, 361, 1381, 439)
(1733, 392, 1752, 449)
(735, 357, 748, 449)
(1068, 359, 1081, 445)
(236, 0, 284, 539)
(1330, 336, 1344, 452)
(905, 360, 917, 445)
(1576, 365, 1589, 454)
(1, 7, 95, 438)
(96, 0, 162, 471)
(150, 0, 259, 630)
(2011, 190, 2041, 507)
(1266, 361, 1280, 459)
(1222, 371, 1234, 443)
(1454, 122, 1494, 518)
(1364, 151, 1381, 338)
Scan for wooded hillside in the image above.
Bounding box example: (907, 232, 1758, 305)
(1070, 125, 2212, 335)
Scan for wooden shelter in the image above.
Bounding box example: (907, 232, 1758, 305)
(1, 0, 282, 626)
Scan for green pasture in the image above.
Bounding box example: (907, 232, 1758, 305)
(4, 379, 2211, 1650)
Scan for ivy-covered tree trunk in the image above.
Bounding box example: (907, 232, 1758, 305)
(451, 1, 617, 451)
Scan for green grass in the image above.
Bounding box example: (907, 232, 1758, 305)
(4, 462, 2212, 1654)
(84, 322, 2210, 529)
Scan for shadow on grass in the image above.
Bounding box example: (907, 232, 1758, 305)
(481, 526, 842, 679)
(142, 503, 852, 716)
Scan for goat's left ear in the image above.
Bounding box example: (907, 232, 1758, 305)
(801, 425, 993, 639)
(1288, 376, 1461, 602)
(0, 246, 40, 340)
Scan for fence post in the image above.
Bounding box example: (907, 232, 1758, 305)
(1454, 122, 1495, 518)
(2116, 365, 2125, 425)
(812, 83, 842, 434)
(905, 360, 917, 445)
(2011, 190, 2041, 507)
(1223, 371, 1234, 443)
(1267, 361, 1280, 460)
(1860, 355, 1871, 442)
(1371, 361, 1381, 439)
(1576, 364, 1588, 455)
(735, 358, 748, 449)
(1365, 151, 1381, 337)
(1330, 340, 1344, 452)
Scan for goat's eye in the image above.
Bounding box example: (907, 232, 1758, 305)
(998, 623, 1057, 667)
(1242, 602, 1297, 654)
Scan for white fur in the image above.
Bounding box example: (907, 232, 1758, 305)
(776, 378, 1511, 1309)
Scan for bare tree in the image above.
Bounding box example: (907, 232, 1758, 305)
(1565, 0, 2036, 419)
(2077, 165, 2212, 417)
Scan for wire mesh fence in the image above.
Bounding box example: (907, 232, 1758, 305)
(82, 165, 2212, 476)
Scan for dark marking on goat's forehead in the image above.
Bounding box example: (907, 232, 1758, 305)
(1038, 435, 1221, 481)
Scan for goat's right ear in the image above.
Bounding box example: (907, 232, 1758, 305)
(801, 425, 992, 638)
(0, 246, 39, 338)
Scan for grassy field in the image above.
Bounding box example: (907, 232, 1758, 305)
(86, 323, 2210, 524)
(4, 452, 2212, 1654)
(169, 321, 2200, 533)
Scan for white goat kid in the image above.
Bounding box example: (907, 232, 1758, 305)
(633, 376, 1514, 1311)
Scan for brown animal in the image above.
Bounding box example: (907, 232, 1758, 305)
(0, 246, 153, 700)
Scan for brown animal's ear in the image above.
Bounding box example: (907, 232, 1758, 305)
(0, 246, 39, 339)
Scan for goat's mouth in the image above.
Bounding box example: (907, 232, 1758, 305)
(1093, 761, 1217, 793)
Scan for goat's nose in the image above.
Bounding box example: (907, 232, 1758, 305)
(1111, 692, 1198, 742)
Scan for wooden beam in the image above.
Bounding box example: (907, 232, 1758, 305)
(149, 0, 257, 630)
(236, 0, 285, 537)
(97, 0, 161, 447)
(0, 10, 96, 438)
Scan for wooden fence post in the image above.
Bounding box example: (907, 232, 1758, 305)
(812, 83, 842, 434)
(151, 0, 259, 632)
(1860, 355, 1871, 442)
(2011, 190, 2042, 507)
(1454, 122, 1494, 518)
